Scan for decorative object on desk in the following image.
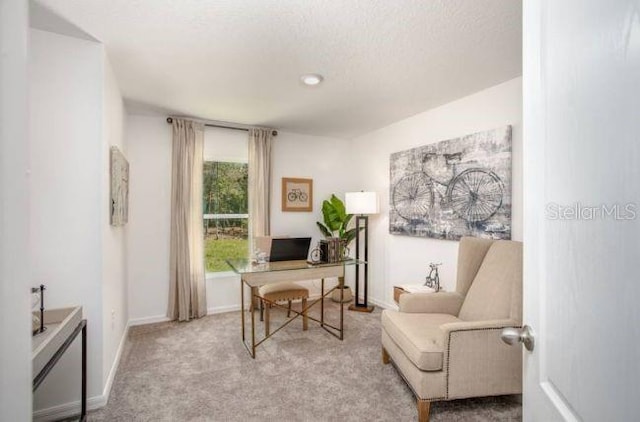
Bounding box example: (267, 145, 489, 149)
(110, 146, 129, 226)
(318, 238, 345, 263)
(345, 191, 379, 313)
(316, 194, 359, 302)
(31, 284, 46, 336)
(424, 262, 442, 292)
(282, 177, 313, 212)
(390, 125, 512, 240)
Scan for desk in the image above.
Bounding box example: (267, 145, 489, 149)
(227, 259, 358, 358)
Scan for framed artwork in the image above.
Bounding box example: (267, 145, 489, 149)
(389, 125, 512, 240)
(282, 177, 313, 212)
(110, 146, 129, 226)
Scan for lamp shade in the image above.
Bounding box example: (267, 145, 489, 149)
(345, 191, 379, 215)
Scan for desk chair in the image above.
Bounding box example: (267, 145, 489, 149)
(253, 236, 309, 336)
(259, 283, 309, 336)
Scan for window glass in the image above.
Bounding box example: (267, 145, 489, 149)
(203, 128, 249, 273)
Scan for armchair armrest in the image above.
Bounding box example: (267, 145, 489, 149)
(398, 292, 465, 315)
(439, 319, 523, 399)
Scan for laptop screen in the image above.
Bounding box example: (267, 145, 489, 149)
(269, 237, 312, 262)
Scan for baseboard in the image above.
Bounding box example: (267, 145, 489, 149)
(33, 322, 130, 421)
(366, 296, 397, 310)
(102, 322, 129, 405)
(128, 314, 171, 326)
(207, 304, 241, 315)
(33, 395, 106, 422)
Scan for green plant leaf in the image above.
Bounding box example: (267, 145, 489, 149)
(316, 222, 333, 238)
(329, 194, 347, 221)
(343, 213, 354, 228)
(322, 199, 341, 231)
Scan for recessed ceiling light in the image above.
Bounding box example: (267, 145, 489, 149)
(300, 74, 324, 86)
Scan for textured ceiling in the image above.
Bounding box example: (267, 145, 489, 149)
(36, 0, 522, 139)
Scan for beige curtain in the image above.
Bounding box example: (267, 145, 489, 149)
(248, 128, 273, 238)
(168, 118, 207, 321)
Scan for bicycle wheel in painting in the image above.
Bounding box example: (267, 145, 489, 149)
(447, 168, 504, 223)
(392, 172, 434, 221)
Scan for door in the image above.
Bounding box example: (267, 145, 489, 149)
(522, 0, 640, 420)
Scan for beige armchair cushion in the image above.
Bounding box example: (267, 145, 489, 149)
(455, 237, 495, 296)
(458, 241, 523, 321)
(381, 310, 461, 371)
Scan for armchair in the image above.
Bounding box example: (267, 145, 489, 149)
(381, 237, 523, 421)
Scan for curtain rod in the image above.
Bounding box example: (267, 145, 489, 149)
(166, 117, 278, 137)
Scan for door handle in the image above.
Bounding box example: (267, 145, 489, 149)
(501, 325, 535, 351)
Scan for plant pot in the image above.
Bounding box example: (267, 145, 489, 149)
(331, 285, 353, 303)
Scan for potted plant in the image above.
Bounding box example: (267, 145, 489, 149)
(316, 194, 358, 303)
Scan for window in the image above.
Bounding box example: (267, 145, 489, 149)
(202, 128, 249, 273)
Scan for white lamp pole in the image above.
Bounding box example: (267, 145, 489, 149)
(345, 191, 379, 312)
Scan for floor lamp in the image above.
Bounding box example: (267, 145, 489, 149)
(345, 191, 378, 313)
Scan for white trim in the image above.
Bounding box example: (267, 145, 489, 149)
(33, 395, 106, 422)
(207, 304, 241, 315)
(367, 296, 397, 311)
(206, 271, 238, 279)
(128, 314, 171, 327)
(33, 323, 130, 422)
(102, 322, 129, 405)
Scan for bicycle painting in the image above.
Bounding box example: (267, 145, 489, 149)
(389, 126, 512, 240)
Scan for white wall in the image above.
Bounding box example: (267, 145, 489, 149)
(0, 0, 32, 420)
(125, 115, 173, 322)
(126, 116, 354, 322)
(101, 55, 128, 393)
(30, 29, 104, 411)
(351, 77, 522, 308)
(30, 28, 128, 419)
(270, 131, 358, 295)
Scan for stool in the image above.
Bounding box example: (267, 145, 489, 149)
(258, 282, 309, 336)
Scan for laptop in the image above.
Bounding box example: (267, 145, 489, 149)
(269, 237, 312, 262)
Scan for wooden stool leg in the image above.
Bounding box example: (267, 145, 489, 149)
(417, 399, 431, 422)
(287, 300, 292, 317)
(265, 303, 270, 336)
(382, 347, 390, 364)
(302, 298, 308, 331)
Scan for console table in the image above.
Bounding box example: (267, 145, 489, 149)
(33, 319, 87, 421)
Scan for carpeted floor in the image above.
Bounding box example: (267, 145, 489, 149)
(91, 301, 521, 421)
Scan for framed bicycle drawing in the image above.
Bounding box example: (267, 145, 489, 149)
(282, 177, 313, 212)
(390, 126, 512, 240)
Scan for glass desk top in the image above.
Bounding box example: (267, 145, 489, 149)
(226, 258, 361, 274)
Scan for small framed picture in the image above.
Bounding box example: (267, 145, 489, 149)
(282, 178, 313, 212)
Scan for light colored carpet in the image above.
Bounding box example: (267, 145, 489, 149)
(91, 301, 521, 421)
